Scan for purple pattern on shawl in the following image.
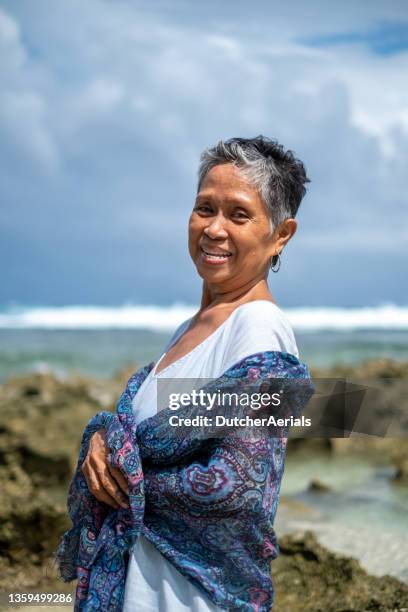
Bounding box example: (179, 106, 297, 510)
(56, 351, 313, 611)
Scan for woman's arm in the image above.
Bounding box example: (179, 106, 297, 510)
(82, 351, 312, 509)
(81, 429, 130, 508)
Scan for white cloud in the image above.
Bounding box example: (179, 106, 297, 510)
(0, 7, 24, 70)
(0, 0, 407, 305)
(0, 7, 60, 173)
(77, 79, 125, 113)
(289, 44, 408, 157)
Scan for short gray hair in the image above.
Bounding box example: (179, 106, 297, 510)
(197, 135, 310, 234)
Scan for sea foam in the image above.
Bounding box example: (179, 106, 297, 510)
(0, 303, 407, 332)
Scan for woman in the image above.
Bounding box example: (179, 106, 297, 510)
(58, 135, 312, 611)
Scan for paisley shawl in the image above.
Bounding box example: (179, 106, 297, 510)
(56, 350, 313, 611)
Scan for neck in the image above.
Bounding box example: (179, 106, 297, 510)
(200, 276, 274, 311)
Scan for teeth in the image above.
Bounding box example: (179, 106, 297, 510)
(202, 248, 231, 258)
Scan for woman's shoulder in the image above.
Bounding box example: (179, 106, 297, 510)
(221, 300, 299, 369)
(233, 299, 288, 320)
(163, 317, 193, 352)
(231, 300, 294, 333)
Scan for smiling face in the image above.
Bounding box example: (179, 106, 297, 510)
(188, 163, 284, 293)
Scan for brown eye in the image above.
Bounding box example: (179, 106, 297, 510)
(194, 205, 212, 213)
(233, 211, 249, 220)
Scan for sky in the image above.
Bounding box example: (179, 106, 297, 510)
(0, 0, 407, 308)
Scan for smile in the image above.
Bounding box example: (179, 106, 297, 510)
(200, 247, 233, 260)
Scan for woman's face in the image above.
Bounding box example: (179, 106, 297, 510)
(188, 163, 284, 291)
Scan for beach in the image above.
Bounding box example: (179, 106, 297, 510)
(0, 357, 407, 611)
(2, 0, 407, 606)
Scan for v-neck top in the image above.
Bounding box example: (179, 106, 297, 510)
(123, 300, 299, 612)
(131, 300, 299, 427)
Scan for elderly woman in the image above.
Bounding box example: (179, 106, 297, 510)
(57, 136, 312, 612)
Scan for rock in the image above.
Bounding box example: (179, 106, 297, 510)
(308, 479, 331, 493)
(0, 372, 120, 483)
(286, 358, 408, 459)
(0, 498, 70, 563)
(392, 443, 408, 484)
(0, 366, 407, 604)
(287, 438, 333, 455)
(273, 531, 408, 611)
(310, 358, 408, 379)
(0, 461, 70, 564)
(279, 496, 314, 514)
(0, 371, 122, 569)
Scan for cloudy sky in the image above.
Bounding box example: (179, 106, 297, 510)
(1, 0, 407, 308)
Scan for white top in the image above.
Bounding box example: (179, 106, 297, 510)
(123, 300, 299, 612)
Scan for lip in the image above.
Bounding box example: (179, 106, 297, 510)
(200, 245, 233, 256)
(199, 246, 233, 265)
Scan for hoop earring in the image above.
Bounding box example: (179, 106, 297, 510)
(270, 253, 281, 273)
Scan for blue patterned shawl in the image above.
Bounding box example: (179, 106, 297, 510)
(56, 350, 313, 611)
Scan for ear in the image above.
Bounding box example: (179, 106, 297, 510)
(272, 218, 297, 256)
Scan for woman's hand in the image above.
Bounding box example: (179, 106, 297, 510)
(81, 428, 130, 509)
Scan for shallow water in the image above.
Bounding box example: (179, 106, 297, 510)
(1, 328, 408, 382)
(1, 327, 407, 584)
(276, 454, 408, 582)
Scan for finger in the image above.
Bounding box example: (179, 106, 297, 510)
(107, 463, 130, 495)
(83, 463, 120, 509)
(83, 430, 128, 508)
(81, 461, 119, 508)
(99, 467, 129, 509)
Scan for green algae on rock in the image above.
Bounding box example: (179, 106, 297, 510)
(273, 531, 408, 612)
(0, 365, 407, 608)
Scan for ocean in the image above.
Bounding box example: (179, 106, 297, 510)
(1, 302, 407, 583)
(276, 452, 408, 583)
(1, 302, 408, 381)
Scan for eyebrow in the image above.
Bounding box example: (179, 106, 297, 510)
(195, 194, 254, 208)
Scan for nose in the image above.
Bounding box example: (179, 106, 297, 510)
(203, 214, 228, 240)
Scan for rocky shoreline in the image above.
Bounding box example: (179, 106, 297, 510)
(0, 359, 407, 610)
